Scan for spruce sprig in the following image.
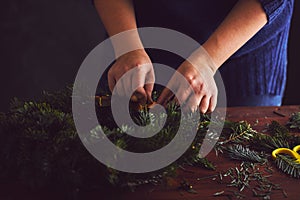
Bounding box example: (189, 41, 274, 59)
(251, 133, 290, 151)
(223, 144, 267, 163)
(250, 121, 291, 151)
(287, 112, 300, 130)
(275, 154, 300, 178)
(218, 121, 256, 145)
(268, 121, 290, 139)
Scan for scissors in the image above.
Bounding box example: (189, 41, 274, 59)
(272, 145, 300, 163)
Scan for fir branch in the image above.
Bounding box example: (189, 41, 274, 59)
(0, 86, 217, 196)
(250, 121, 291, 151)
(2, 86, 300, 199)
(182, 155, 216, 171)
(193, 157, 216, 170)
(290, 135, 300, 147)
(268, 121, 290, 139)
(223, 144, 267, 163)
(252, 133, 290, 151)
(218, 121, 256, 145)
(275, 154, 300, 178)
(287, 112, 300, 130)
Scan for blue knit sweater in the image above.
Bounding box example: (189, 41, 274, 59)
(133, 0, 294, 106)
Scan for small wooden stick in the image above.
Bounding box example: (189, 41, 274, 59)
(273, 110, 286, 117)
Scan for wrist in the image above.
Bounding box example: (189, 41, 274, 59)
(116, 49, 148, 61)
(110, 29, 145, 59)
(187, 46, 218, 74)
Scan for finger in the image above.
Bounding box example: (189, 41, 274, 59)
(157, 87, 175, 107)
(131, 66, 148, 100)
(173, 96, 179, 106)
(133, 88, 147, 105)
(114, 78, 126, 96)
(175, 85, 192, 106)
(184, 94, 202, 113)
(131, 65, 148, 90)
(145, 68, 155, 103)
(145, 83, 154, 103)
(122, 69, 133, 97)
(157, 73, 179, 106)
(199, 95, 210, 114)
(208, 95, 217, 113)
(108, 70, 116, 92)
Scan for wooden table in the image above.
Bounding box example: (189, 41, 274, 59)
(93, 105, 300, 200)
(1, 106, 300, 200)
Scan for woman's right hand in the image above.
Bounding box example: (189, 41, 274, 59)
(108, 49, 155, 104)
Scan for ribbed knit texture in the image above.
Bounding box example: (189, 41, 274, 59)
(133, 0, 294, 105)
(220, 25, 289, 98)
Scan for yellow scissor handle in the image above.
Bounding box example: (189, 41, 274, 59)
(293, 145, 300, 153)
(272, 145, 300, 163)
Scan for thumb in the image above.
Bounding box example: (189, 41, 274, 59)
(145, 83, 154, 104)
(157, 87, 174, 107)
(133, 88, 147, 105)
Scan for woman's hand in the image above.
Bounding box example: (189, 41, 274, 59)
(157, 60, 217, 113)
(108, 49, 155, 104)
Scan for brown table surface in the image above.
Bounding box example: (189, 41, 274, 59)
(96, 105, 300, 200)
(1, 106, 300, 200)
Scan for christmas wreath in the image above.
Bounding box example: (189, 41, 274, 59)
(0, 87, 299, 199)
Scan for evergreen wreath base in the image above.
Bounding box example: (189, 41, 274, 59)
(0, 87, 299, 199)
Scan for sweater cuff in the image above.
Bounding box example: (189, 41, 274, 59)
(259, 0, 285, 24)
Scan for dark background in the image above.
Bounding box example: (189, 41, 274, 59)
(0, 0, 299, 112)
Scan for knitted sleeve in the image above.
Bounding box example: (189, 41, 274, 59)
(259, 0, 287, 24)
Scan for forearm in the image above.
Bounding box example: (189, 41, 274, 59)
(201, 0, 267, 70)
(94, 0, 137, 35)
(94, 0, 144, 57)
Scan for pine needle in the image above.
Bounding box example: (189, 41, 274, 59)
(275, 154, 300, 178)
(223, 144, 267, 163)
(287, 112, 300, 130)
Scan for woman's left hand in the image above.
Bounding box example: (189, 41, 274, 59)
(157, 60, 217, 113)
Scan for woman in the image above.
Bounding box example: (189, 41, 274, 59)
(93, 0, 294, 112)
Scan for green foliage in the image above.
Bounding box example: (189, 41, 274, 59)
(275, 154, 300, 178)
(92, 103, 215, 186)
(0, 97, 105, 198)
(188, 157, 216, 171)
(219, 119, 300, 181)
(287, 112, 300, 130)
(238, 121, 292, 152)
(252, 132, 290, 151)
(219, 162, 283, 199)
(268, 121, 290, 139)
(223, 144, 267, 163)
(1, 87, 300, 200)
(218, 121, 256, 145)
(0, 87, 215, 198)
